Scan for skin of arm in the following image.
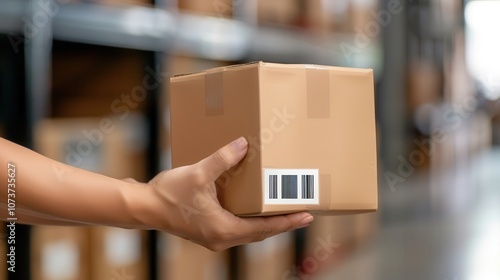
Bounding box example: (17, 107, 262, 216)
(0, 136, 313, 251)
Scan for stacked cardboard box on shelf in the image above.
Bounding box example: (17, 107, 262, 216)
(34, 117, 146, 180)
(493, 115, 500, 145)
(238, 233, 295, 280)
(31, 226, 90, 280)
(299, 213, 377, 279)
(0, 129, 6, 280)
(33, 117, 148, 280)
(0, 224, 6, 280)
(256, 0, 380, 33)
(63, 0, 153, 7)
(159, 233, 229, 280)
(89, 227, 148, 280)
(51, 44, 147, 118)
(257, 0, 301, 26)
(178, 0, 233, 17)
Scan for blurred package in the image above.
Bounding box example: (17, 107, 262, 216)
(298, 213, 377, 278)
(238, 232, 294, 280)
(170, 61, 378, 216)
(31, 226, 90, 280)
(493, 115, 500, 145)
(34, 116, 147, 181)
(257, 0, 301, 26)
(302, 216, 353, 277)
(89, 227, 148, 280)
(63, 0, 153, 7)
(1, 225, 6, 280)
(159, 233, 228, 280)
(178, 0, 233, 17)
(51, 46, 146, 118)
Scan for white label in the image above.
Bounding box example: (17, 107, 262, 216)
(264, 169, 319, 205)
(104, 228, 141, 266)
(42, 240, 79, 280)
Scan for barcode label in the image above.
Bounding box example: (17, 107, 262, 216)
(264, 169, 319, 205)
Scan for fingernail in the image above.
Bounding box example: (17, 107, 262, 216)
(299, 215, 314, 226)
(231, 137, 248, 152)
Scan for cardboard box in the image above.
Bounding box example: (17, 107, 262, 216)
(257, 0, 300, 26)
(159, 233, 228, 280)
(170, 61, 378, 216)
(239, 232, 294, 280)
(178, 0, 232, 17)
(51, 46, 146, 118)
(34, 116, 146, 181)
(31, 226, 91, 280)
(89, 227, 148, 280)
(63, 0, 153, 7)
(0, 224, 6, 280)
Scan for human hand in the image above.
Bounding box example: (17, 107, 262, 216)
(140, 137, 314, 251)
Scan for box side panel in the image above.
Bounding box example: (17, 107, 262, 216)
(258, 66, 330, 213)
(259, 65, 377, 213)
(328, 70, 377, 210)
(169, 66, 263, 215)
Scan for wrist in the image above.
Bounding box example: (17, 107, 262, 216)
(121, 181, 155, 230)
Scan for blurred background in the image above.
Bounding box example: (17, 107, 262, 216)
(0, 0, 499, 279)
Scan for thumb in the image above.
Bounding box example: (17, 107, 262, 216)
(196, 137, 248, 181)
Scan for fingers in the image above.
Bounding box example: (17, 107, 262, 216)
(237, 212, 314, 244)
(196, 137, 248, 181)
(201, 212, 314, 251)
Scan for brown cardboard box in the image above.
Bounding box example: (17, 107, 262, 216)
(257, 0, 300, 26)
(239, 232, 294, 280)
(1, 224, 6, 280)
(34, 116, 146, 181)
(178, 0, 232, 18)
(31, 226, 91, 280)
(170, 61, 378, 216)
(159, 233, 228, 280)
(63, 0, 152, 7)
(51, 45, 146, 118)
(89, 227, 148, 280)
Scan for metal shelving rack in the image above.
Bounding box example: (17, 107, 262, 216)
(0, 1, 393, 280)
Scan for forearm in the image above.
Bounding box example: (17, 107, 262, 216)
(1, 205, 90, 226)
(0, 137, 147, 228)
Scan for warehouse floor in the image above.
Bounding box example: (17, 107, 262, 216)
(317, 148, 500, 280)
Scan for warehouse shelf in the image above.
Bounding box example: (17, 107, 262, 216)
(0, 0, 380, 68)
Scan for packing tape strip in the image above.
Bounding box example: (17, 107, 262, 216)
(205, 71, 224, 116)
(306, 67, 331, 118)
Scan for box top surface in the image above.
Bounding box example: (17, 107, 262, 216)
(171, 61, 373, 81)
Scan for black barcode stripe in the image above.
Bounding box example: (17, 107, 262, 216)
(269, 175, 278, 199)
(282, 175, 298, 198)
(301, 175, 314, 199)
(302, 175, 306, 199)
(308, 175, 313, 198)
